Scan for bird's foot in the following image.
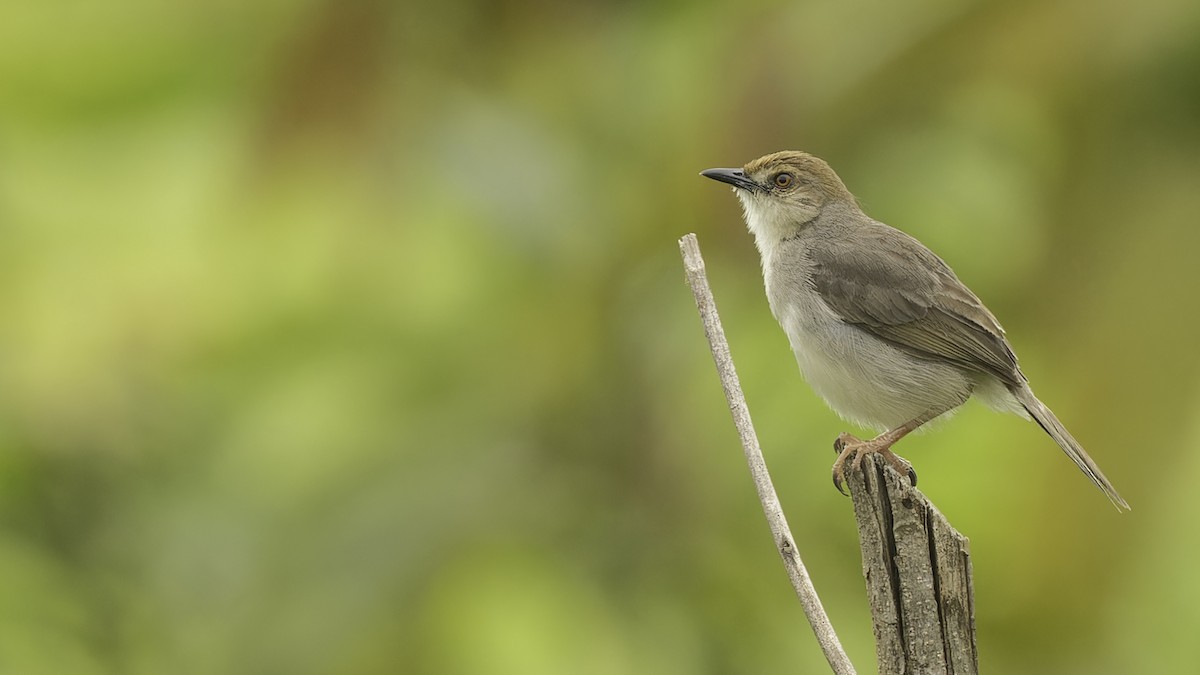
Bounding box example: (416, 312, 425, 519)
(831, 432, 918, 496)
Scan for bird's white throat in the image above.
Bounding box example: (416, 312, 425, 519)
(735, 189, 794, 263)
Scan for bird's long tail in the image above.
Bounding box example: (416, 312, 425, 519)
(1011, 384, 1130, 511)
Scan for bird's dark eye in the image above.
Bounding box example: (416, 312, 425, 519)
(773, 172, 794, 188)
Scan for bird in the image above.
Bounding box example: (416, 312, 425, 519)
(701, 150, 1129, 510)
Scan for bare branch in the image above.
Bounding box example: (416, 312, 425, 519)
(679, 233, 856, 675)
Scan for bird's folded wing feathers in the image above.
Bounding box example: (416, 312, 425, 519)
(809, 224, 1021, 387)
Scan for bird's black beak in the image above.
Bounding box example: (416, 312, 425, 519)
(700, 167, 759, 192)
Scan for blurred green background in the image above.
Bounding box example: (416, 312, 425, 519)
(1, 0, 1198, 673)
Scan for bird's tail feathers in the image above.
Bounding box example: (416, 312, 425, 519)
(1011, 385, 1130, 512)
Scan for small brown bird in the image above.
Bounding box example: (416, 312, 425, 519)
(702, 150, 1128, 510)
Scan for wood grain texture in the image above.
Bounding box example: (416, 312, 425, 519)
(846, 453, 977, 675)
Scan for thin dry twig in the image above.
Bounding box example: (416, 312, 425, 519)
(679, 233, 856, 675)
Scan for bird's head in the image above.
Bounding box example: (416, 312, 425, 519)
(701, 151, 856, 252)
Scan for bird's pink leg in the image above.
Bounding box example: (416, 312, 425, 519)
(831, 397, 965, 495)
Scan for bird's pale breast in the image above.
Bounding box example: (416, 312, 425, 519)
(764, 248, 975, 431)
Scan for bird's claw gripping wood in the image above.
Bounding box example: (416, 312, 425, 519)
(832, 432, 918, 496)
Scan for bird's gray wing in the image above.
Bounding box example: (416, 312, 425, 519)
(808, 224, 1021, 387)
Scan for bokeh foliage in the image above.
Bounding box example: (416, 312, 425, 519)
(1, 0, 1199, 673)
